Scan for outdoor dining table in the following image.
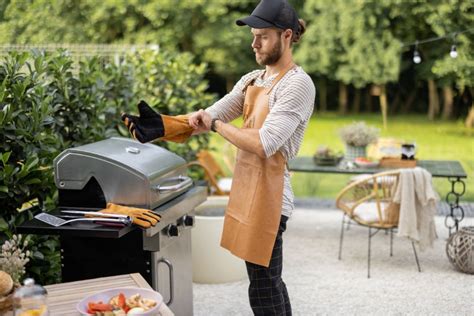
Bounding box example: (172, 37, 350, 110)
(6, 273, 173, 315)
(288, 157, 468, 234)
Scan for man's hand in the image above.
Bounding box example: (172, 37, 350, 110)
(189, 109, 212, 134)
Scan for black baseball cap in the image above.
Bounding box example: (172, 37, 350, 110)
(236, 0, 299, 33)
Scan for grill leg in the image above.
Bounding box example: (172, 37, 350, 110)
(338, 213, 345, 260)
(390, 228, 394, 257)
(411, 241, 422, 272)
(367, 227, 372, 279)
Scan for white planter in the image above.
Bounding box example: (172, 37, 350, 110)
(192, 196, 247, 284)
(345, 144, 367, 161)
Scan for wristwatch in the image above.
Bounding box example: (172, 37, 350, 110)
(211, 118, 219, 132)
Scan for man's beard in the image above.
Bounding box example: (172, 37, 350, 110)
(256, 39, 283, 66)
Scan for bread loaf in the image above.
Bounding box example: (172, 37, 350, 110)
(0, 271, 13, 296)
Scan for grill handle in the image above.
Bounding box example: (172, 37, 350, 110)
(157, 258, 174, 305)
(153, 175, 193, 193)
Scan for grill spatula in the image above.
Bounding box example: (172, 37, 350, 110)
(34, 212, 132, 227)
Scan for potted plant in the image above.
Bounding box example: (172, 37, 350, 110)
(339, 122, 379, 161)
(313, 145, 343, 166)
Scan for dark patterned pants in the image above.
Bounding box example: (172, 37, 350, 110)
(245, 215, 291, 316)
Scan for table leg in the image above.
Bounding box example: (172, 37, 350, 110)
(444, 177, 466, 235)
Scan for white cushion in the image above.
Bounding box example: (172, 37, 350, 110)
(353, 202, 388, 223)
(217, 178, 232, 192)
(350, 174, 396, 186)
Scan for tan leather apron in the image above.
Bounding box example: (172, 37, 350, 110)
(220, 64, 294, 267)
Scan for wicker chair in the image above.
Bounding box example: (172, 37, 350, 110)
(335, 170, 421, 278)
(187, 150, 232, 196)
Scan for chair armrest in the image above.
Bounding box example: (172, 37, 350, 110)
(187, 161, 226, 195)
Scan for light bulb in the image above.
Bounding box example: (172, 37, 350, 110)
(450, 45, 458, 58)
(413, 50, 421, 64)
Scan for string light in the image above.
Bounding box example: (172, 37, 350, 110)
(413, 42, 421, 64)
(450, 45, 458, 58)
(450, 33, 458, 58)
(403, 28, 473, 64)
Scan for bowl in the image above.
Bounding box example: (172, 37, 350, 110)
(76, 287, 163, 315)
(313, 155, 343, 166)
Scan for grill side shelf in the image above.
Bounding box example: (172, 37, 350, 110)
(17, 186, 207, 239)
(17, 216, 136, 238)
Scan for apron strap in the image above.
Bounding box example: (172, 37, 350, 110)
(265, 63, 296, 95)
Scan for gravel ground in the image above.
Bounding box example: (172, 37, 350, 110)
(294, 198, 474, 217)
(193, 208, 474, 316)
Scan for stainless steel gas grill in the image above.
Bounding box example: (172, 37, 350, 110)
(18, 137, 207, 316)
(54, 137, 194, 210)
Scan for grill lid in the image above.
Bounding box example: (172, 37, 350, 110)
(54, 137, 191, 209)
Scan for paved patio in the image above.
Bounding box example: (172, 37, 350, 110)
(193, 207, 474, 315)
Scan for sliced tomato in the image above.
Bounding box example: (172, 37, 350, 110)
(118, 292, 127, 309)
(88, 302, 114, 312)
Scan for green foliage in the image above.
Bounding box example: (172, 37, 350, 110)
(0, 0, 255, 84)
(296, 0, 402, 86)
(0, 51, 61, 284)
(0, 52, 59, 224)
(0, 49, 214, 284)
(427, 1, 474, 90)
(124, 49, 215, 160)
(0, 0, 471, 115)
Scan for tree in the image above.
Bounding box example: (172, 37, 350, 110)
(390, 0, 473, 120)
(296, 0, 401, 128)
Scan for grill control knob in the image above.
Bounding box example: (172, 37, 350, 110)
(179, 215, 195, 228)
(166, 224, 179, 237)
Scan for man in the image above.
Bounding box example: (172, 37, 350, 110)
(189, 0, 315, 315)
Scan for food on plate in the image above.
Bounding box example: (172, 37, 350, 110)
(354, 157, 379, 168)
(87, 292, 157, 315)
(127, 307, 146, 315)
(355, 157, 374, 163)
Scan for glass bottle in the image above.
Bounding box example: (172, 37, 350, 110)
(13, 278, 49, 316)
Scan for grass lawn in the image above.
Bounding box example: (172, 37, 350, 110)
(209, 113, 473, 202)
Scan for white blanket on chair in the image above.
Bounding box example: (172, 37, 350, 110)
(392, 167, 438, 250)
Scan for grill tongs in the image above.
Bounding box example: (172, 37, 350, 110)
(35, 210, 132, 227)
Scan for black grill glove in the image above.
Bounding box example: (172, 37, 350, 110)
(121, 100, 194, 143)
(121, 100, 165, 143)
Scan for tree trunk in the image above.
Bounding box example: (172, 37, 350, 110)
(365, 89, 373, 112)
(428, 79, 440, 120)
(402, 88, 417, 113)
(352, 88, 361, 113)
(318, 78, 327, 112)
(390, 92, 401, 115)
(442, 85, 454, 120)
(338, 82, 348, 114)
(466, 106, 474, 129)
(379, 84, 388, 130)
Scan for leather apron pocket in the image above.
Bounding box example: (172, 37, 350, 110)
(226, 159, 261, 220)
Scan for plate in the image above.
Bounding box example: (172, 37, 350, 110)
(354, 161, 379, 168)
(76, 287, 163, 315)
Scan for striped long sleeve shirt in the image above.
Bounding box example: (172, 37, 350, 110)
(206, 66, 315, 217)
